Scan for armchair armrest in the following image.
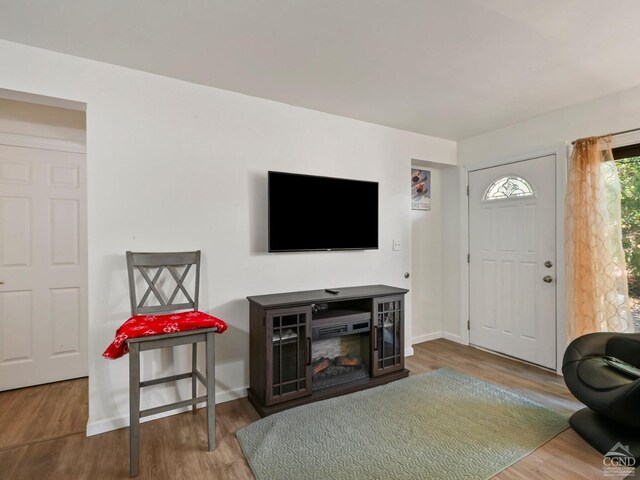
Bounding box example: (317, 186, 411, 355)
(563, 332, 620, 368)
(606, 333, 640, 367)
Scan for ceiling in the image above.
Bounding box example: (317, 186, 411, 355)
(2, 0, 640, 140)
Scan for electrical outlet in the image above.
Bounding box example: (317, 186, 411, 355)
(392, 240, 402, 251)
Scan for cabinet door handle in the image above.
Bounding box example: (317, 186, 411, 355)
(373, 326, 378, 351)
(307, 337, 312, 366)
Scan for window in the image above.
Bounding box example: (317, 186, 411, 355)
(613, 145, 640, 332)
(483, 175, 534, 201)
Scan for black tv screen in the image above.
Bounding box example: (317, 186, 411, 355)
(268, 171, 379, 252)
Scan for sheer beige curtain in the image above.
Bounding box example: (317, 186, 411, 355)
(565, 135, 633, 341)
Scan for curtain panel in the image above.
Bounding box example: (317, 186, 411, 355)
(565, 135, 633, 341)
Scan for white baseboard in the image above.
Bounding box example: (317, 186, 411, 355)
(442, 332, 463, 344)
(411, 331, 465, 346)
(411, 332, 443, 345)
(404, 347, 414, 357)
(86, 385, 248, 437)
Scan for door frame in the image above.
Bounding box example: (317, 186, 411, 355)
(0, 131, 86, 154)
(0, 130, 88, 385)
(461, 146, 568, 374)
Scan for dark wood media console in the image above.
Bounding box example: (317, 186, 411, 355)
(246, 285, 409, 417)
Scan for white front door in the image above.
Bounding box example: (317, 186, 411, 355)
(0, 143, 87, 390)
(469, 155, 556, 369)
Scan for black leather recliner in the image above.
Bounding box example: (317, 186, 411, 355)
(563, 332, 640, 460)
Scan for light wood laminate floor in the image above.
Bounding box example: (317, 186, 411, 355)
(0, 340, 608, 479)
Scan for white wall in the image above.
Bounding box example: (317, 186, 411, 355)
(0, 40, 456, 434)
(459, 85, 640, 167)
(410, 164, 466, 344)
(0, 97, 85, 141)
(440, 166, 466, 340)
(410, 168, 442, 342)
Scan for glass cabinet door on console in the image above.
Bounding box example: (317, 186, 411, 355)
(371, 296, 404, 377)
(266, 306, 312, 405)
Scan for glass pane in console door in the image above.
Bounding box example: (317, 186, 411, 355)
(377, 311, 384, 354)
(395, 311, 401, 355)
(383, 312, 394, 360)
(298, 315, 306, 383)
(272, 324, 280, 395)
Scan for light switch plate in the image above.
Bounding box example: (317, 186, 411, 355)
(392, 240, 402, 251)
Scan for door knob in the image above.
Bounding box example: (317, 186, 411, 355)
(404, 272, 410, 279)
(543, 275, 553, 283)
(544, 260, 553, 268)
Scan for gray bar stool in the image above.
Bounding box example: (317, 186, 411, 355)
(124, 251, 217, 477)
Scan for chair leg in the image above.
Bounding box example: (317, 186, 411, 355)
(192, 342, 197, 415)
(129, 343, 141, 477)
(205, 332, 216, 451)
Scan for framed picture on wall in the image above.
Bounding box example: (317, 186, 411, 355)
(411, 168, 431, 210)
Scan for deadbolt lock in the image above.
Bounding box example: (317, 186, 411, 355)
(544, 260, 553, 268)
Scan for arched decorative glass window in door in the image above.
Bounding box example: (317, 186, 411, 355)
(483, 175, 535, 200)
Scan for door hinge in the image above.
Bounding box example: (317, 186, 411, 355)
(466, 185, 469, 195)
(467, 320, 470, 330)
(263, 315, 266, 327)
(467, 253, 470, 263)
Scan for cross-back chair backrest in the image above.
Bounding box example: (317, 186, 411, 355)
(126, 251, 201, 316)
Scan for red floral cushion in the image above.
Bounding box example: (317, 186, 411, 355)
(103, 310, 228, 359)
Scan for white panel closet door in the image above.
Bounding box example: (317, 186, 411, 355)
(469, 155, 556, 369)
(0, 143, 87, 390)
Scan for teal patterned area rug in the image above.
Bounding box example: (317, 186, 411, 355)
(237, 368, 569, 480)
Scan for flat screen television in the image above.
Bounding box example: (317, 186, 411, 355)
(268, 171, 379, 252)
